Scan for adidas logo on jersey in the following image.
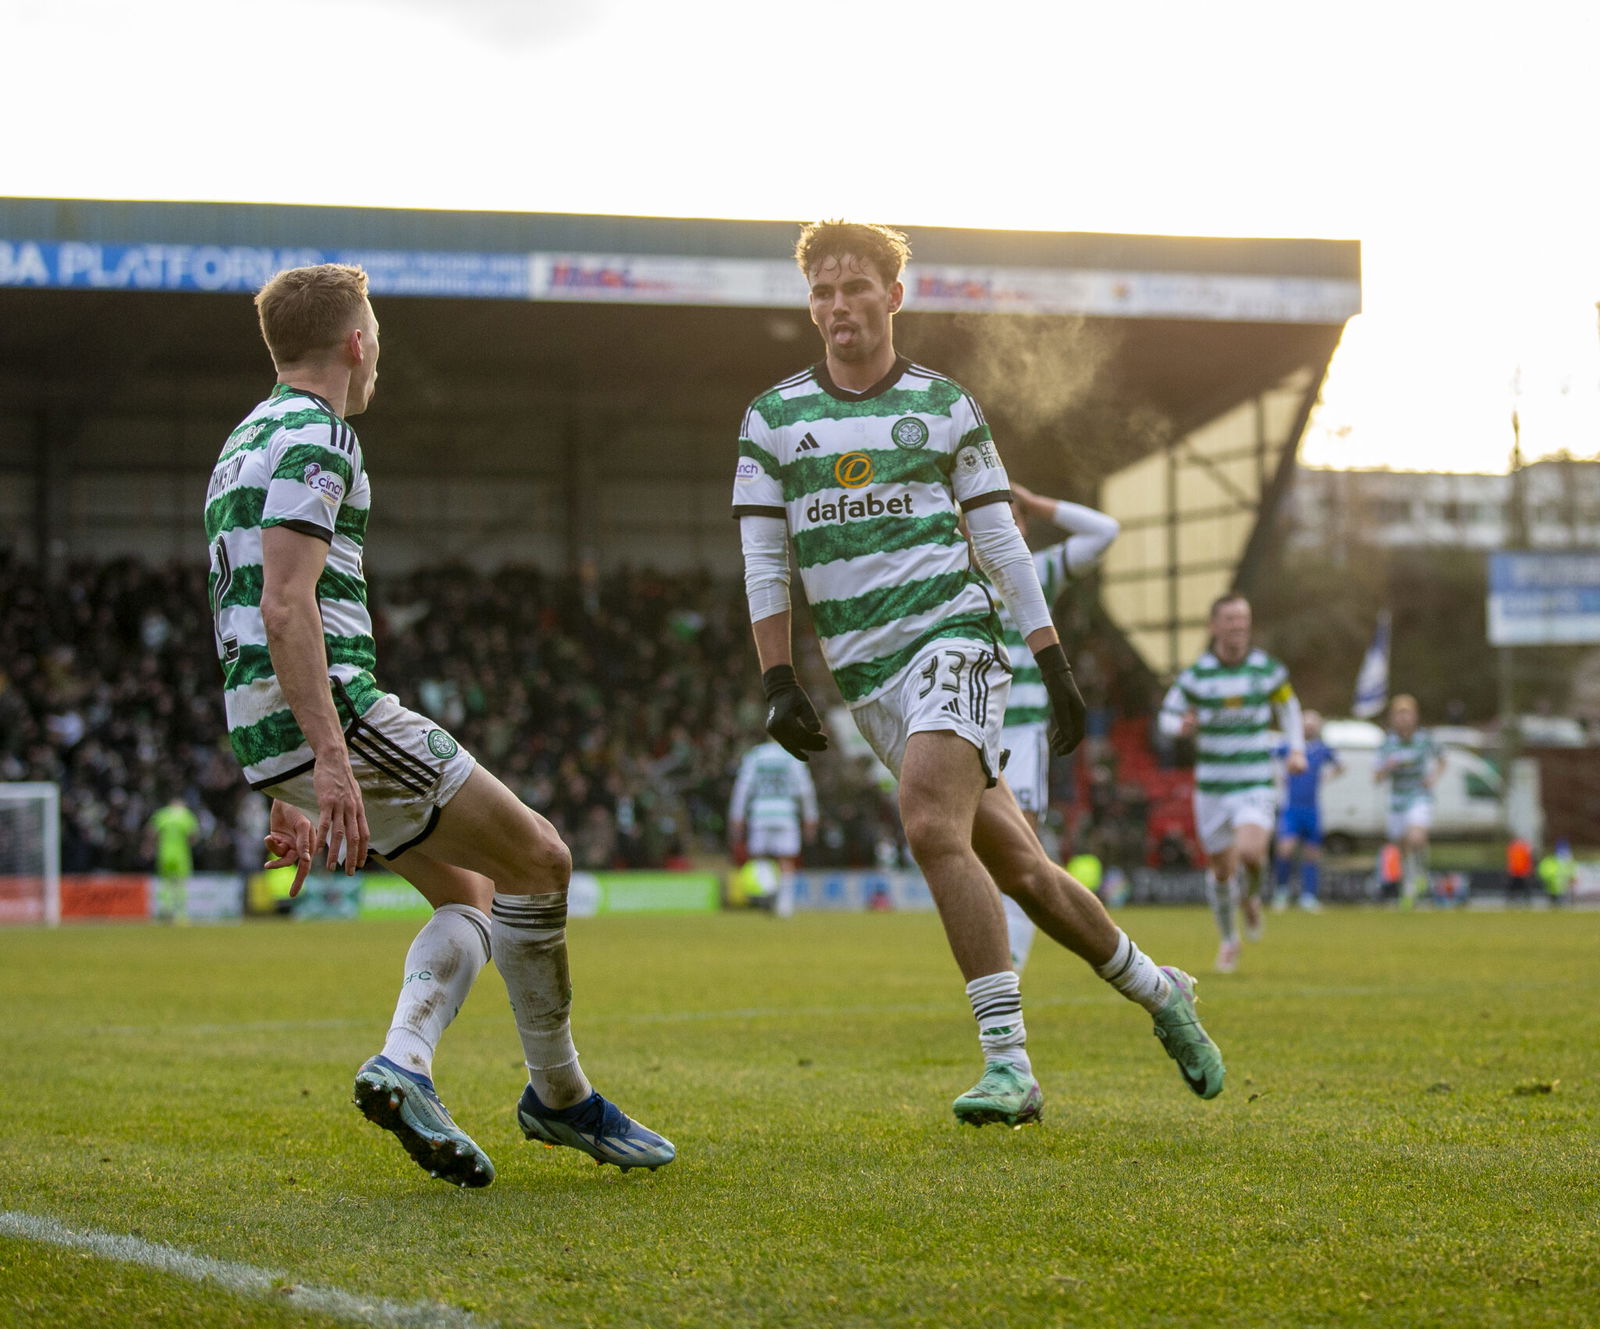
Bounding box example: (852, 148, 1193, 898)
(796, 432, 821, 452)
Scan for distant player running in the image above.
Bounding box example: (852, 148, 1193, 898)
(993, 481, 1120, 972)
(1160, 593, 1305, 973)
(1272, 709, 1342, 911)
(734, 220, 1223, 1128)
(206, 263, 673, 1187)
(1375, 694, 1443, 909)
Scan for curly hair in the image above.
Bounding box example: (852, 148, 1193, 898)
(794, 220, 912, 287)
(254, 263, 370, 366)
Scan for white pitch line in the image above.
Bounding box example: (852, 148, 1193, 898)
(0, 1211, 494, 1329)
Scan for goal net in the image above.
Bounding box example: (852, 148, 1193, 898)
(0, 783, 61, 926)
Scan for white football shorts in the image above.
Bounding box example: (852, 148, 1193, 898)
(850, 638, 1009, 785)
(746, 819, 803, 860)
(261, 695, 477, 860)
(1000, 722, 1051, 815)
(1386, 798, 1433, 842)
(1193, 787, 1277, 855)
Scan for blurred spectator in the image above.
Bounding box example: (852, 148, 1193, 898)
(1539, 840, 1577, 906)
(1, 552, 918, 872)
(143, 794, 200, 922)
(1505, 836, 1534, 905)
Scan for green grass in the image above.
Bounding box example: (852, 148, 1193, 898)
(3, 908, 1597, 1328)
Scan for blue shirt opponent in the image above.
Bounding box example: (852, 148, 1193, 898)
(1274, 737, 1340, 843)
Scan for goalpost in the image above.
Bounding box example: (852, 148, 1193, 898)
(0, 782, 62, 926)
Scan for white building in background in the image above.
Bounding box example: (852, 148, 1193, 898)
(1287, 458, 1600, 554)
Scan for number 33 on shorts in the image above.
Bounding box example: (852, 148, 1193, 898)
(917, 649, 971, 705)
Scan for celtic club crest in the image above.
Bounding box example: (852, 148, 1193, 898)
(891, 417, 929, 450)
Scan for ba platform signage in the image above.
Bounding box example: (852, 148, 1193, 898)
(0, 237, 1360, 324)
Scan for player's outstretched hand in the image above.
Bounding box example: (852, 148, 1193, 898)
(762, 664, 829, 762)
(1036, 644, 1088, 756)
(264, 798, 315, 898)
(313, 748, 370, 874)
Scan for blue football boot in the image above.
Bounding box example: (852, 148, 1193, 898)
(353, 1054, 495, 1188)
(517, 1084, 676, 1172)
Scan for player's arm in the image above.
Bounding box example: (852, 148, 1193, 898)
(1014, 481, 1122, 576)
(260, 524, 369, 872)
(965, 497, 1086, 754)
(1373, 745, 1395, 782)
(733, 411, 826, 761)
(1157, 678, 1198, 740)
(1272, 681, 1308, 774)
(739, 514, 827, 761)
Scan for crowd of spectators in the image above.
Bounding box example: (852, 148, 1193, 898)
(0, 551, 908, 875)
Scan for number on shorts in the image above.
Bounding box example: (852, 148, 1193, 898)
(917, 650, 969, 700)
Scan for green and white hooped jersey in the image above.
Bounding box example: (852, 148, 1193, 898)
(1378, 731, 1440, 812)
(729, 740, 819, 830)
(1161, 647, 1295, 794)
(998, 545, 1073, 728)
(204, 385, 383, 787)
(733, 357, 1010, 707)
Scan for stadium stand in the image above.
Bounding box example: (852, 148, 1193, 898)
(2, 551, 1162, 878)
(0, 551, 917, 874)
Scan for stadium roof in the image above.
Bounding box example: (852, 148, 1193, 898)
(0, 198, 1361, 676)
(0, 196, 1360, 471)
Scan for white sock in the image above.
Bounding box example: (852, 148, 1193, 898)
(1094, 929, 1172, 1013)
(1001, 893, 1037, 973)
(380, 902, 492, 1080)
(1205, 872, 1240, 943)
(491, 890, 592, 1109)
(1407, 848, 1428, 887)
(966, 971, 1031, 1074)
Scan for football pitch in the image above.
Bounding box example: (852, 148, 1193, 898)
(3, 906, 1596, 1328)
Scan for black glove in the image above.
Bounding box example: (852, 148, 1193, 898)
(1035, 643, 1087, 756)
(762, 664, 828, 762)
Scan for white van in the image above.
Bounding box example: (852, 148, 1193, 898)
(1302, 719, 1543, 853)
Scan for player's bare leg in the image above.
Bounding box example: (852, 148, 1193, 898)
(1401, 824, 1431, 908)
(972, 782, 1116, 965)
(898, 732, 1010, 979)
(1001, 792, 1042, 971)
(900, 732, 1042, 1126)
(1235, 823, 1271, 941)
